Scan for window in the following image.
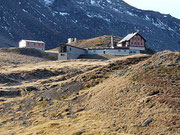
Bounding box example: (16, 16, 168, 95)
(131, 42, 133, 45)
(141, 43, 143, 45)
(69, 48, 71, 51)
(103, 51, 106, 54)
(61, 54, 65, 56)
(138, 43, 140, 45)
(134, 42, 136, 45)
(60, 46, 67, 52)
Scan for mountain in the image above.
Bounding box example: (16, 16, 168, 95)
(0, 0, 180, 51)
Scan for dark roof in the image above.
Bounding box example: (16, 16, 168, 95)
(118, 32, 146, 43)
(59, 43, 87, 51)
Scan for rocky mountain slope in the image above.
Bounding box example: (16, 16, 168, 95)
(0, 51, 179, 134)
(0, 0, 180, 51)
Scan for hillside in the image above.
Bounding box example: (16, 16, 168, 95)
(0, 0, 180, 51)
(0, 48, 51, 69)
(49, 35, 122, 52)
(0, 51, 179, 135)
(69, 35, 122, 49)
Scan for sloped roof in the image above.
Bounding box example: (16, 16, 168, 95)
(118, 32, 138, 43)
(59, 43, 87, 51)
(20, 40, 45, 44)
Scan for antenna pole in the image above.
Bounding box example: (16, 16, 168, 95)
(111, 35, 114, 49)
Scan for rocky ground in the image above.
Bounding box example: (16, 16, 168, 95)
(0, 50, 179, 135)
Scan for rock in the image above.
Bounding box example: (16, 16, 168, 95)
(118, 69, 128, 77)
(38, 97, 43, 101)
(25, 86, 38, 92)
(76, 108, 85, 113)
(66, 112, 71, 116)
(0, 99, 6, 102)
(72, 131, 84, 135)
(166, 127, 172, 131)
(148, 90, 160, 96)
(65, 108, 69, 112)
(45, 97, 51, 101)
(149, 103, 155, 108)
(145, 98, 151, 103)
(141, 118, 153, 127)
(22, 121, 27, 125)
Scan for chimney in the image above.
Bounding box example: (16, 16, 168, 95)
(68, 38, 77, 43)
(68, 38, 73, 43)
(110, 35, 114, 49)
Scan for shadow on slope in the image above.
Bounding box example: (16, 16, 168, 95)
(0, 48, 46, 58)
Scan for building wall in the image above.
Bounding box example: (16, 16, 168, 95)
(58, 53, 68, 60)
(88, 49, 129, 55)
(129, 35, 145, 47)
(19, 40, 26, 48)
(129, 50, 140, 55)
(58, 46, 87, 60)
(117, 34, 146, 48)
(129, 46, 145, 51)
(67, 46, 87, 59)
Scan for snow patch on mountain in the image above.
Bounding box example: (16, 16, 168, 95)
(107, 0, 112, 4)
(43, 0, 54, 6)
(59, 12, 69, 16)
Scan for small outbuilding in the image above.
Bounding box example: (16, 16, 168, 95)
(19, 40, 45, 51)
(58, 43, 87, 60)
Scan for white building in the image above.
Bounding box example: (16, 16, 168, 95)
(19, 40, 45, 51)
(58, 32, 147, 60)
(58, 44, 87, 60)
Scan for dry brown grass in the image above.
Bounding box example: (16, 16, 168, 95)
(49, 35, 122, 52)
(0, 51, 179, 135)
(0, 48, 50, 70)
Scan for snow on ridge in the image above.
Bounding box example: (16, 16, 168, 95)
(43, 0, 54, 6)
(59, 12, 69, 16)
(86, 12, 110, 22)
(90, 0, 113, 6)
(126, 11, 137, 17)
(107, 0, 112, 4)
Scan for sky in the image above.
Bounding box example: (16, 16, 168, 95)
(123, 0, 180, 19)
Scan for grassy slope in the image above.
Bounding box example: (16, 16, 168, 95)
(0, 48, 54, 69)
(49, 35, 122, 52)
(0, 51, 179, 135)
